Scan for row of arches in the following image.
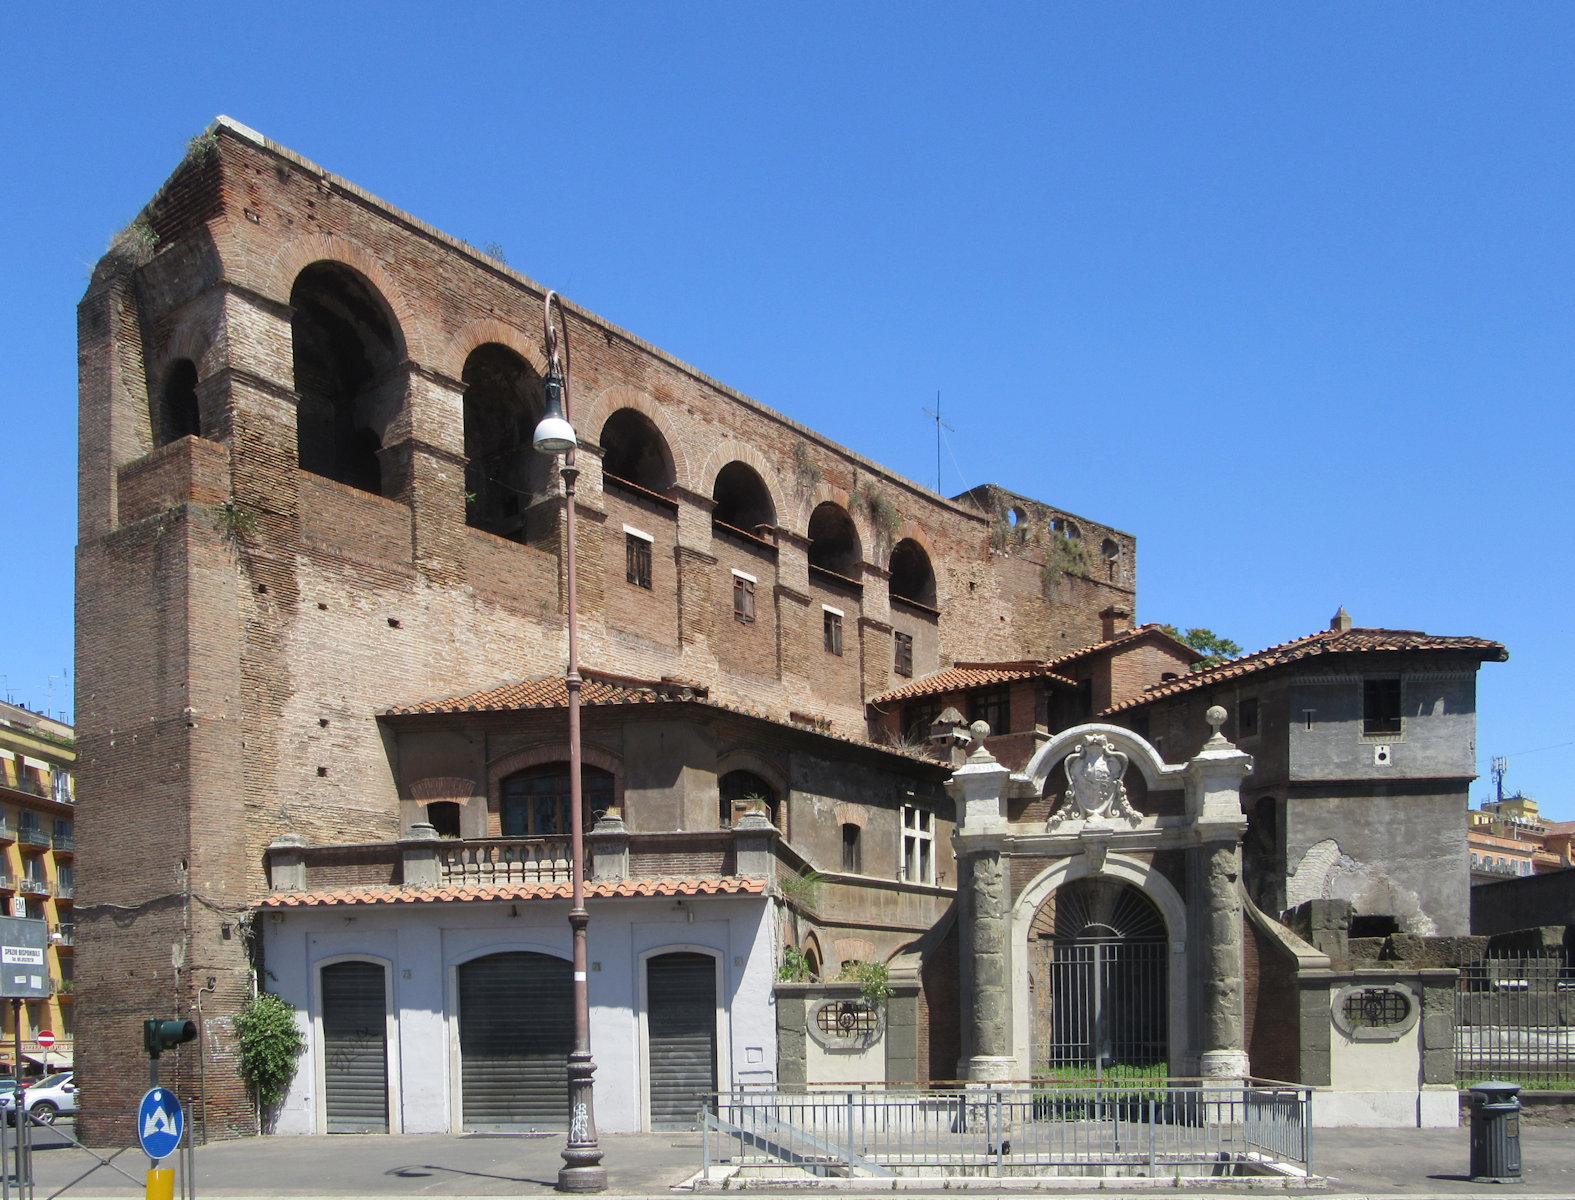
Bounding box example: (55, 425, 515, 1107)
(152, 258, 941, 610)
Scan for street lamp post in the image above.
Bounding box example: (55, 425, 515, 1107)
(532, 290, 606, 1193)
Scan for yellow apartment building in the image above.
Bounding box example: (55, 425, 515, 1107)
(0, 700, 75, 1078)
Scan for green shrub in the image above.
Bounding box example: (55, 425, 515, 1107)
(234, 992, 304, 1109)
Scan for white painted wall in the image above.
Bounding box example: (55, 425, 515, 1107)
(260, 893, 774, 1135)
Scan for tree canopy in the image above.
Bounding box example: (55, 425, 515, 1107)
(1159, 625, 1243, 670)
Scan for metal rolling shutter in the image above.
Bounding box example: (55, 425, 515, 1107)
(458, 952, 573, 1131)
(647, 953, 717, 1129)
(321, 961, 388, 1134)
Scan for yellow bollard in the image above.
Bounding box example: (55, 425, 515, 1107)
(145, 1167, 175, 1200)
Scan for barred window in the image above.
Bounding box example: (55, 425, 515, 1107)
(1342, 987, 1410, 1029)
(625, 531, 652, 589)
(894, 631, 913, 678)
(816, 1000, 877, 1038)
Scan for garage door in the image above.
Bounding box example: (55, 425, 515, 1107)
(647, 952, 717, 1129)
(458, 952, 573, 1131)
(321, 960, 388, 1133)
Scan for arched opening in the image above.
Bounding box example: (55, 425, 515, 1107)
(719, 769, 779, 830)
(156, 359, 201, 446)
(499, 763, 614, 836)
(291, 262, 403, 496)
(462, 343, 548, 541)
(1030, 877, 1167, 1078)
(600, 408, 674, 493)
(808, 502, 861, 578)
(425, 801, 462, 838)
(888, 538, 937, 609)
(645, 951, 718, 1129)
(711, 462, 776, 537)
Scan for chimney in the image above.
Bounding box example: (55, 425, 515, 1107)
(1331, 606, 1352, 632)
(1100, 605, 1133, 641)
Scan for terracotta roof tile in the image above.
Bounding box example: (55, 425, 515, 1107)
(866, 626, 1193, 708)
(259, 876, 769, 908)
(1103, 627, 1507, 715)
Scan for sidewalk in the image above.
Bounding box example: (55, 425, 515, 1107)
(11, 1122, 1575, 1199)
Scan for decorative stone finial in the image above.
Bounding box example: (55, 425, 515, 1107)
(1206, 706, 1227, 737)
(970, 719, 991, 741)
(1331, 606, 1352, 632)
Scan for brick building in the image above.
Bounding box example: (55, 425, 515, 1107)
(77, 118, 1505, 1143)
(75, 119, 1149, 1141)
(0, 701, 76, 1078)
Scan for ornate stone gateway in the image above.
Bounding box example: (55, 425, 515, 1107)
(949, 711, 1253, 1083)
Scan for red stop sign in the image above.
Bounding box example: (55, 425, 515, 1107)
(35, 1032, 54, 1049)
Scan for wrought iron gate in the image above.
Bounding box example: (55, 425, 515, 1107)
(1032, 878, 1168, 1077)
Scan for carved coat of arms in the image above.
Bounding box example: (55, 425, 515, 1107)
(1047, 734, 1143, 829)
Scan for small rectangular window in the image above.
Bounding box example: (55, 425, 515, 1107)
(841, 823, 861, 873)
(732, 572, 756, 624)
(625, 532, 652, 589)
(1363, 678, 1402, 735)
(894, 631, 913, 678)
(51, 771, 71, 805)
(823, 608, 843, 656)
(1238, 697, 1259, 738)
(969, 687, 1010, 736)
(902, 805, 935, 884)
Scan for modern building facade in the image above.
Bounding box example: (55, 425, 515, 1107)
(0, 701, 76, 1077)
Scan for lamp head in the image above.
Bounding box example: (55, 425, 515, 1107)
(532, 370, 577, 453)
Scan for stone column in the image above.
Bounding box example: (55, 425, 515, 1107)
(1183, 706, 1253, 1079)
(947, 723, 1015, 1081)
(399, 822, 443, 888)
(589, 808, 631, 882)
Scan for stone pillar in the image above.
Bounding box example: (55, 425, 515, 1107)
(732, 810, 778, 883)
(589, 808, 631, 882)
(399, 822, 443, 888)
(948, 722, 1015, 1081)
(265, 833, 307, 892)
(1183, 706, 1253, 1079)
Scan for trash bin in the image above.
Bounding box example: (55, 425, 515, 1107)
(1468, 1080, 1522, 1184)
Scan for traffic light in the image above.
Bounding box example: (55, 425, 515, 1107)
(143, 1019, 197, 1059)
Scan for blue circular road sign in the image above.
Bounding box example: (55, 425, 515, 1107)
(137, 1088, 183, 1160)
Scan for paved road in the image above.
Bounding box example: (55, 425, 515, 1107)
(4, 1121, 1573, 1198)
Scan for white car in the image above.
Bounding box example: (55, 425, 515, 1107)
(0, 1072, 76, 1125)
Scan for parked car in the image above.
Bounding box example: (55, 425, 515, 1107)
(0, 1072, 75, 1125)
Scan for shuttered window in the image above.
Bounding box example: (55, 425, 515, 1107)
(458, 952, 573, 1131)
(647, 952, 717, 1129)
(321, 961, 388, 1133)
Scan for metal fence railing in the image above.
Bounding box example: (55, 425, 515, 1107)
(700, 1082, 1312, 1181)
(1456, 952, 1575, 1089)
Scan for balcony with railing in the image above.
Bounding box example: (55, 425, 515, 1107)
(17, 877, 49, 897)
(54, 883, 74, 903)
(53, 925, 74, 949)
(0, 820, 13, 843)
(51, 832, 74, 855)
(17, 826, 51, 849)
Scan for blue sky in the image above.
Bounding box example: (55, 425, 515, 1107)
(2, 3, 1570, 816)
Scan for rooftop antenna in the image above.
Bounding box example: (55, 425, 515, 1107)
(921, 392, 953, 494)
(1490, 756, 1507, 805)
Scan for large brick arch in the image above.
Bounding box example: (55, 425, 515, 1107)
(157, 306, 225, 386)
(253, 233, 432, 365)
(438, 317, 549, 383)
(696, 441, 787, 527)
(803, 485, 872, 570)
(576, 384, 692, 490)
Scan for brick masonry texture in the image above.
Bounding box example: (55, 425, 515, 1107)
(76, 120, 1143, 1141)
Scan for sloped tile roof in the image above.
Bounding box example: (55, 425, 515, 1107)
(866, 624, 1195, 707)
(259, 876, 768, 908)
(868, 662, 1077, 707)
(1102, 627, 1508, 715)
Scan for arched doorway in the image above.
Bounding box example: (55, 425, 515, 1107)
(457, 951, 573, 1130)
(1029, 877, 1168, 1079)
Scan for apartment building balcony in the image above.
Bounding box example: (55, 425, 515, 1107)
(52, 925, 73, 949)
(17, 828, 51, 850)
(53, 884, 73, 903)
(51, 832, 73, 856)
(0, 820, 13, 843)
(17, 878, 49, 897)
(0, 875, 12, 892)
